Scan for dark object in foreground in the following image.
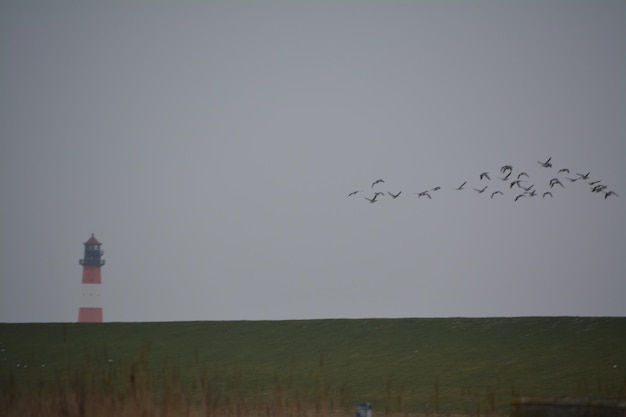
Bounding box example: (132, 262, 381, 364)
(356, 402, 372, 417)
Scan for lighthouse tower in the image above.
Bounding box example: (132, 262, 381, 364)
(78, 234, 105, 322)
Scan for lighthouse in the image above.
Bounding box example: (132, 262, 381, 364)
(78, 234, 105, 322)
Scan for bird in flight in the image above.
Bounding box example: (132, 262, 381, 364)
(416, 191, 431, 199)
(576, 172, 590, 180)
(388, 191, 401, 199)
(480, 172, 490, 180)
(604, 191, 618, 199)
(558, 168, 570, 174)
(371, 179, 384, 188)
(538, 157, 552, 168)
(592, 184, 607, 193)
(456, 181, 467, 190)
(365, 195, 379, 203)
(347, 190, 361, 197)
(491, 191, 503, 199)
(500, 165, 513, 174)
(474, 186, 488, 194)
(517, 172, 529, 179)
(543, 191, 553, 198)
(515, 194, 526, 201)
(549, 178, 564, 188)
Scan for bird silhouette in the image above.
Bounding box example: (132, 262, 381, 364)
(549, 178, 564, 188)
(347, 190, 361, 197)
(371, 179, 384, 188)
(365, 195, 378, 203)
(576, 172, 590, 180)
(592, 185, 607, 193)
(538, 157, 552, 168)
(515, 194, 526, 201)
(543, 191, 553, 198)
(480, 172, 490, 180)
(387, 191, 401, 199)
(500, 165, 513, 174)
(604, 191, 618, 199)
(491, 191, 503, 199)
(558, 168, 570, 173)
(474, 186, 488, 194)
(517, 172, 529, 179)
(416, 191, 431, 199)
(456, 181, 467, 190)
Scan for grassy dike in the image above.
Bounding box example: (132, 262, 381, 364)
(1, 317, 625, 417)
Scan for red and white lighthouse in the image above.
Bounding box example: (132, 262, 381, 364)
(78, 234, 105, 322)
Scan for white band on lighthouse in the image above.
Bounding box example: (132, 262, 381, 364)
(80, 283, 102, 308)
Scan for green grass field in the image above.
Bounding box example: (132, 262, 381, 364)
(1, 317, 625, 417)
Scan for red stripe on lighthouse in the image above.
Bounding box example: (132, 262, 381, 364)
(81, 265, 102, 284)
(78, 307, 103, 322)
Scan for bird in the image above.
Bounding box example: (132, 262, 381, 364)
(526, 189, 537, 197)
(431, 186, 441, 191)
(347, 190, 361, 197)
(473, 186, 488, 194)
(499, 171, 512, 181)
(591, 185, 607, 193)
(543, 191, 553, 198)
(491, 191, 503, 199)
(387, 191, 401, 199)
(604, 191, 618, 199)
(521, 184, 534, 192)
(576, 172, 590, 180)
(456, 181, 467, 190)
(365, 195, 378, 203)
(565, 177, 580, 182)
(538, 157, 552, 168)
(549, 178, 564, 188)
(510, 180, 522, 189)
(416, 191, 431, 199)
(480, 172, 490, 180)
(517, 172, 529, 179)
(500, 165, 513, 174)
(515, 194, 526, 201)
(558, 168, 570, 174)
(371, 179, 384, 188)
(588, 180, 602, 186)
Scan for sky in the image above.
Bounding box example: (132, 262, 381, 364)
(1, 1, 625, 323)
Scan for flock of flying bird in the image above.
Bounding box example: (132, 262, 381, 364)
(348, 157, 619, 203)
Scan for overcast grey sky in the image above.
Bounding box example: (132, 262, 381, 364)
(1, 1, 625, 323)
